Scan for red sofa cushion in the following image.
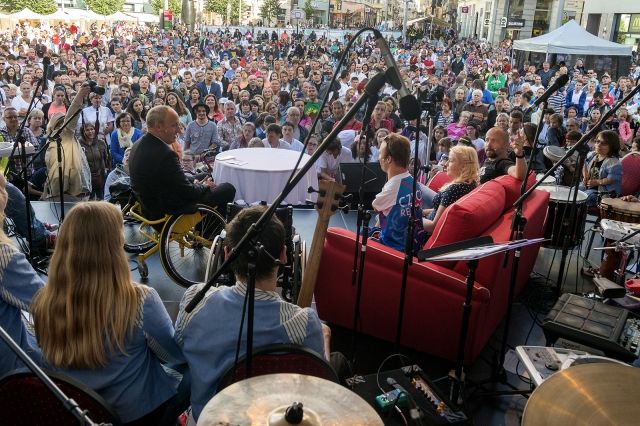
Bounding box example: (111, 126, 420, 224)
(427, 171, 452, 192)
(425, 179, 506, 250)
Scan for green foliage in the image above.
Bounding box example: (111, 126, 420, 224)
(206, 0, 241, 23)
(150, 0, 182, 15)
(302, 0, 314, 24)
(259, 0, 283, 26)
(85, 0, 125, 15)
(2, 0, 57, 14)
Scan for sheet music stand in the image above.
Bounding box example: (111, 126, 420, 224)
(417, 236, 545, 405)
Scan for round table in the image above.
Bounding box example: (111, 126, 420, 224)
(212, 148, 318, 205)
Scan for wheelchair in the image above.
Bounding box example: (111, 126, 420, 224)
(121, 201, 226, 288)
(205, 203, 306, 303)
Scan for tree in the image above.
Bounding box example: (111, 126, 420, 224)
(260, 0, 282, 27)
(2, 0, 56, 14)
(84, 0, 124, 15)
(150, 0, 182, 15)
(302, 0, 314, 25)
(206, 0, 241, 24)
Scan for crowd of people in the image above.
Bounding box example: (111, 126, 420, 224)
(1, 17, 640, 425)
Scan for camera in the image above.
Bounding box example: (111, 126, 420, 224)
(88, 80, 105, 96)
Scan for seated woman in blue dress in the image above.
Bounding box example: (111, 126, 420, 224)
(31, 202, 186, 424)
(0, 173, 45, 376)
(422, 145, 479, 233)
(110, 112, 143, 167)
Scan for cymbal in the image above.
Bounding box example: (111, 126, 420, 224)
(198, 373, 383, 426)
(522, 363, 640, 426)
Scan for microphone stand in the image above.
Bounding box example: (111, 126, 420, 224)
(0, 326, 102, 425)
(185, 75, 389, 377)
(3, 76, 47, 263)
(35, 106, 84, 223)
(350, 88, 378, 362)
(394, 113, 428, 352)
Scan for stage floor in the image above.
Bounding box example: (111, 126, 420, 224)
(30, 201, 610, 425)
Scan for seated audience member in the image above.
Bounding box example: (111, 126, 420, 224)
(104, 147, 131, 202)
(129, 106, 235, 220)
(5, 180, 56, 251)
(348, 133, 378, 163)
(31, 202, 186, 424)
(248, 137, 265, 148)
(371, 134, 423, 251)
(581, 130, 623, 207)
(110, 112, 143, 166)
(0, 173, 45, 376)
(422, 145, 479, 233)
(183, 103, 223, 156)
(262, 123, 292, 149)
(317, 138, 350, 181)
(479, 128, 527, 183)
(175, 205, 330, 422)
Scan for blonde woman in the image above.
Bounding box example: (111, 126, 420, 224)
(31, 202, 186, 424)
(0, 173, 45, 376)
(422, 145, 479, 232)
(42, 82, 92, 201)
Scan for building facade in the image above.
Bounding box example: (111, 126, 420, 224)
(457, 0, 583, 43)
(581, 0, 640, 53)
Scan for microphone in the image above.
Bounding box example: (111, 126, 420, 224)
(526, 74, 569, 111)
(41, 56, 51, 92)
(372, 30, 420, 121)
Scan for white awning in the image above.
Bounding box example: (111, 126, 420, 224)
(513, 20, 632, 56)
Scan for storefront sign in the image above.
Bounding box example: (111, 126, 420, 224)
(507, 18, 526, 29)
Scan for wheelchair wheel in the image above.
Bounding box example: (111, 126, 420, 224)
(122, 203, 156, 253)
(288, 236, 305, 304)
(159, 204, 226, 288)
(204, 232, 226, 284)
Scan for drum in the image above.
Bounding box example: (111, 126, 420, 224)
(538, 186, 588, 249)
(543, 145, 568, 163)
(536, 173, 556, 186)
(599, 198, 640, 224)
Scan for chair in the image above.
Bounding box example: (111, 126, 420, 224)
(0, 368, 121, 425)
(122, 201, 226, 287)
(621, 152, 640, 197)
(217, 343, 339, 392)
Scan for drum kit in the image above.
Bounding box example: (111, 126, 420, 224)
(522, 363, 640, 426)
(197, 373, 383, 426)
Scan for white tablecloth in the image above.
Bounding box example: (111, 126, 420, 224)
(212, 148, 318, 205)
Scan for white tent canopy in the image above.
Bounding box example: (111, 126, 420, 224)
(41, 10, 70, 20)
(108, 11, 137, 22)
(9, 8, 43, 20)
(513, 20, 632, 56)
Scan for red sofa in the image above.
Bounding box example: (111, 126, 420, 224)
(315, 175, 550, 363)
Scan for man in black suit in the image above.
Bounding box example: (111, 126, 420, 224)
(129, 106, 235, 220)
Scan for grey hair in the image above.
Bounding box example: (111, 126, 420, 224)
(146, 105, 172, 129)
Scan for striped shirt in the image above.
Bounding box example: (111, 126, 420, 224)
(175, 282, 324, 421)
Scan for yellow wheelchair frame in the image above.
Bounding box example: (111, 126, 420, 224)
(123, 201, 226, 288)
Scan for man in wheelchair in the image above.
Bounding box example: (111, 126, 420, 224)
(128, 105, 235, 220)
(175, 206, 333, 422)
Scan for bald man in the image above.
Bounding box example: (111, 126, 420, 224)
(129, 106, 235, 220)
(479, 127, 527, 184)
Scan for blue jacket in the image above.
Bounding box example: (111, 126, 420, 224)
(110, 127, 143, 166)
(196, 81, 222, 100)
(565, 89, 587, 117)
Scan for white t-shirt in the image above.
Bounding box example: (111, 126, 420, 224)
(78, 106, 115, 134)
(11, 96, 43, 113)
(372, 171, 410, 216)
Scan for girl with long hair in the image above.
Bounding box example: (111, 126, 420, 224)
(31, 202, 185, 424)
(125, 98, 146, 130)
(204, 94, 224, 122)
(167, 91, 192, 128)
(422, 145, 479, 233)
(581, 130, 623, 207)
